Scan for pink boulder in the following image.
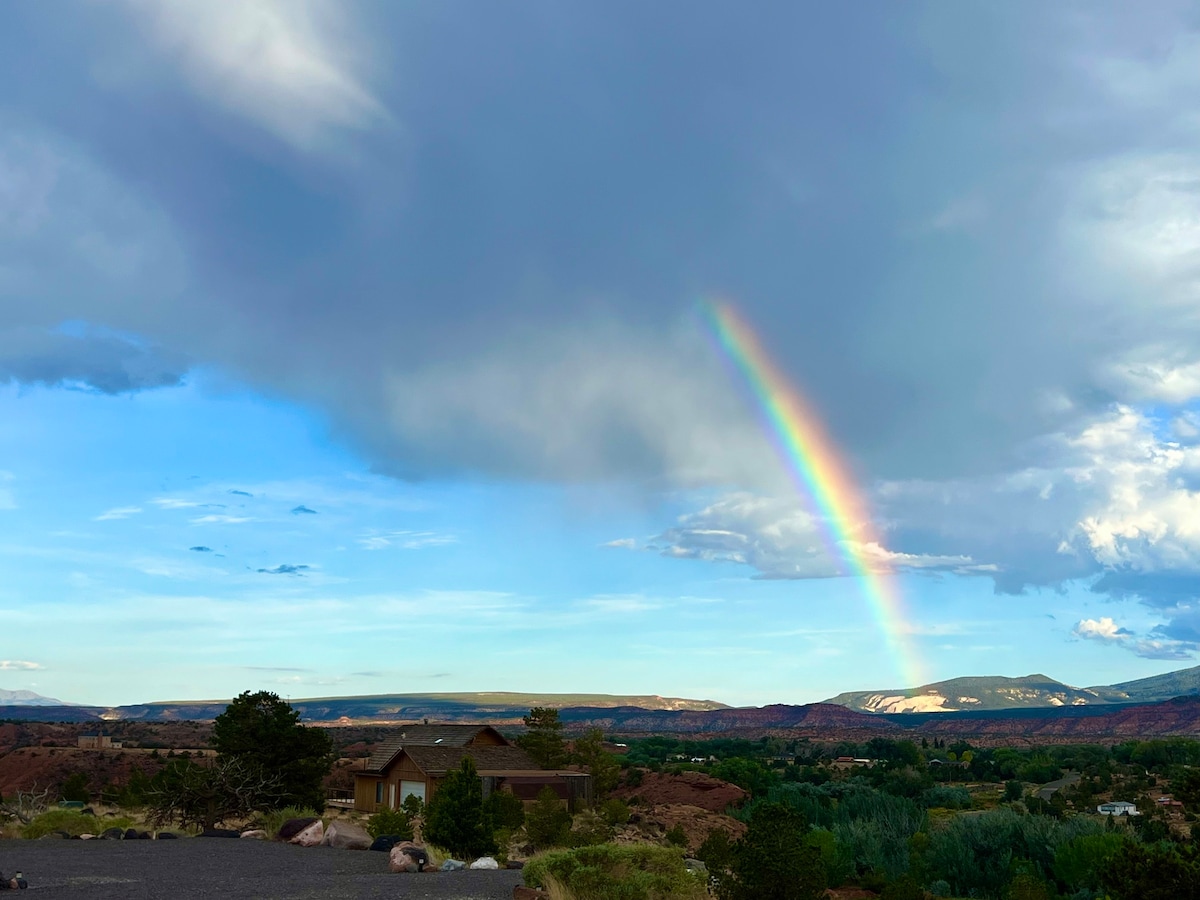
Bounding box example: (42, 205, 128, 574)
(289, 820, 324, 847)
(389, 847, 419, 873)
(321, 820, 372, 851)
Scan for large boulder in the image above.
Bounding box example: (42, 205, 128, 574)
(440, 859, 466, 871)
(470, 857, 500, 870)
(156, 832, 178, 840)
(100, 827, 125, 840)
(389, 847, 419, 874)
(321, 820, 372, 851)
(369, 835, 399, 852)
(289, 820, 325, 847)
(276, 816, 320, 841)
(240, 830, 268, 840)
(200, 828, 240, 838)
(395, 842, 429, 867)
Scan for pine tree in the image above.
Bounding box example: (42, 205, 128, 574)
(516, 707, 567, 768)
(423, 757, 496, 859)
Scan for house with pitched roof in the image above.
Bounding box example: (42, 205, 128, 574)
(352, 723, 592, 813)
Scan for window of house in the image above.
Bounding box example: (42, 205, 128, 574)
(375, 782, 383, 803)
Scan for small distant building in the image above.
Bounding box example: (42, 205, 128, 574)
(77, 734, 121, 750)
(1098, 800, 1140, 816)
(352, 724, 591, 813)
(832, 757, 877, 771)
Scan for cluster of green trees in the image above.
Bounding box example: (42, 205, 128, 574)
(688, 777, 1200, 899)
(146, 690, 335, 830)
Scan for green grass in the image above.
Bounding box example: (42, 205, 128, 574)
(252, 806, 322, 839)
(524, 844, 707, 900)
(21, 809, 138, 839)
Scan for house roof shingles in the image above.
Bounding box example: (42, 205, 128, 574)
(363, 724, 508, 773)
(402, 745, 540, 776)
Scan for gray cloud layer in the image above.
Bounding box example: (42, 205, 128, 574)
(3, 2, 1200, 638)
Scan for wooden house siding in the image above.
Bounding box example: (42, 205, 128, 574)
(351, 724, 573, 813)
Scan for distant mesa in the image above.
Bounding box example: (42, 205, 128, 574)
(825, 665, 1200, 713)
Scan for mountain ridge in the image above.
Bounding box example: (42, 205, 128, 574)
(0, 688, 69, 706)
(825, 666, 1200, 714)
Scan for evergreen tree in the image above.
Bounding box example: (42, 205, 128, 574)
(423, 757, 497, 859)
(721, 802, 826, 900)
(525, 785, 572, 849)
(517, 707, 567, 768)
(211, 690, 335, 810)
(572, 728, 620, 798)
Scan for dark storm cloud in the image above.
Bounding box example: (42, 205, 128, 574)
(0, 327, 187, 394)
(4, 1, 1200, 617)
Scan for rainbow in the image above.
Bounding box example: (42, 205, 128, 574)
(701, 300, 925, 688)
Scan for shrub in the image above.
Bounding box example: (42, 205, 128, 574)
(526, 786, 572, 850)
(484, 788, 526, 831)
(524, 843, 706, 900)
(880, 875, 925, 900)
(366, 806, 413, 839)
(568, 809, 613, 847)
(256, 806, 323, 839)
(665, 823, 688, 847)
(920, 786, 972, 810)
(600, 798, 630, 827)
(22, 809, 135, 839)
(60, 772, 90, 803)
(401, 793, 424, 819)
(696, 829, 734, 879)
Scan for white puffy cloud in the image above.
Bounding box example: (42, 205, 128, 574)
(1073, 617, 1130, 641)
(645, 492, 990, 580)
(0, 660, 43, 670)
(1074, 616, 1193, 661)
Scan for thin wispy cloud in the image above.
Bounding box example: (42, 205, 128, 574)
(358, 530, 457, 551)
(95, 506, 142, 521)
(152, 497, 202, 509)
(190, 514, 252, 525)
(0, 660, 43, 670)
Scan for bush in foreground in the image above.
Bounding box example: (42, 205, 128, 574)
(524, 844, 706, 900)
(366, 806, 413, 839)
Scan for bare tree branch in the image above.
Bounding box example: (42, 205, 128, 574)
(0, 785, 52, 825)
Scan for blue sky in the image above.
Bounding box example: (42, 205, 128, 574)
(3, 1, 1200, 706)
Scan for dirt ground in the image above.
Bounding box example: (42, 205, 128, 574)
(0, 838, 523, 899)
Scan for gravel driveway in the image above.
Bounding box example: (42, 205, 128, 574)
(0, 839, 525, 899)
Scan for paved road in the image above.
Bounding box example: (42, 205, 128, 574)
(0, 839, 524, 899)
